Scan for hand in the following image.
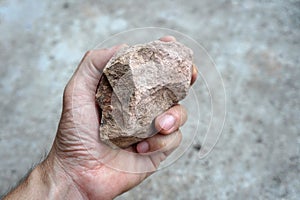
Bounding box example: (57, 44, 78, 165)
(4, 36, 197, 200)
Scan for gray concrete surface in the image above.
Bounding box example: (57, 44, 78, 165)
(0, 0, 299, 199)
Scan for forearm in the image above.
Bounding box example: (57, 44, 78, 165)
(3, 158, 86, 200)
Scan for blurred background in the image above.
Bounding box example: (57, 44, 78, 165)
(0, 0, 299, 199)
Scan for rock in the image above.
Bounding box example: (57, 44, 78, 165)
(96, 40, 193, 148)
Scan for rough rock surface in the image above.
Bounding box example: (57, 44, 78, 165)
(96, 40, 193, 148)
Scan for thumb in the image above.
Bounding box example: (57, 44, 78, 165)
(70, 44, 126, 92)
(63, 44, 126, 114)
(66, 44, 127, 98)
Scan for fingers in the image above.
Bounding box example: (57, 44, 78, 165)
(191, 64, 198, 85)
(159, 35, 176, 42)
(136, 103, 186, 154)
(154, 104, 187, 135)
(137, 130, 182, 154)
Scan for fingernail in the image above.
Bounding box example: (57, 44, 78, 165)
(137, 141, 149, 153)
(159, 114, 176, 131)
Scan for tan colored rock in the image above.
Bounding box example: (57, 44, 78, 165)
(96, 40, 193, 148)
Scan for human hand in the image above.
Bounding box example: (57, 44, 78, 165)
(4, 36, 197, 200)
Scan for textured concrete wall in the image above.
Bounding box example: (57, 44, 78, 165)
(0, 0, 299, 199)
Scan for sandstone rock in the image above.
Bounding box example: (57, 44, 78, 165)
(96, 40, 193, 148)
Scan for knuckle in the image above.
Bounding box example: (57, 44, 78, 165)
(83, 50, 94, 59)
(171, 131, 182, 149)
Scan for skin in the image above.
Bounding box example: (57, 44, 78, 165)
(3, 36, 197, 200)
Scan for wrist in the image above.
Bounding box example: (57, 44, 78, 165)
(38, 151, 88, 200)
(42, 149, 123, 200)
(4, 151, 87, 200)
